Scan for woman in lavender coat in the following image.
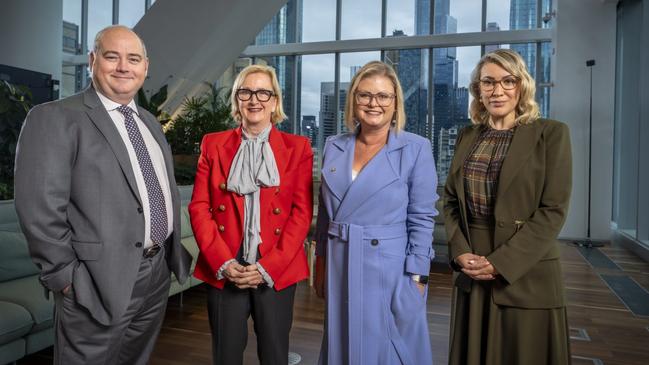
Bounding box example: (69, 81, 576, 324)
(314, 61, 439, 365)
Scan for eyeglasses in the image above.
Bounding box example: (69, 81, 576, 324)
(354, 91, 395, 107)
(235, 88, 275, 102)
(479, 76, 519, 92)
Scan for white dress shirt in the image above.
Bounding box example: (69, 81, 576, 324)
(95, 89, 173, 249)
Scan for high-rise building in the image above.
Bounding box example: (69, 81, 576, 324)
(318, 81, 349, 146)
(301, 115, 321, 174)
(510, 0, 550, 117)
(385, 30, 430, 140)
(485, 22, 501, 54)
(510, 0, 537, 77)
(255, 0, 303, 132)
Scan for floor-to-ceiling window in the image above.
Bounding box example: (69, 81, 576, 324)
(613, 0, 648, 248)
(61, 0, 156, 95)
(234, 0, 553, 186)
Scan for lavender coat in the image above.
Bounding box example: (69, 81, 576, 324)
(315, 129, 439, 365)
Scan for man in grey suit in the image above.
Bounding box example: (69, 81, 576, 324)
(14, 25, 191, 365)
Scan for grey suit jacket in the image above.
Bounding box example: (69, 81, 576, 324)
(14, 87, 191, 326)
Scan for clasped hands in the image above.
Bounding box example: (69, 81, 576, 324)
(223, 262, 265, 289)
(455, 253, 498, 281)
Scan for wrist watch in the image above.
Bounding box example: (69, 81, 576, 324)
(411, 274, 429, 284)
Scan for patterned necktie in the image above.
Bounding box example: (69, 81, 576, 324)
(117, 105, 168, 246)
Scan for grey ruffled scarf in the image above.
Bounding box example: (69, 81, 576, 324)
(227, 125, 280, 264)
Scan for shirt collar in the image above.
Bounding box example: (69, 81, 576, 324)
(94, 87, 139, 116)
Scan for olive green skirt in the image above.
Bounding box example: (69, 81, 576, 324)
(448, 222, 571, 365)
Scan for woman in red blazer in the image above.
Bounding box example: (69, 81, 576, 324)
(188, 64, 313, 365)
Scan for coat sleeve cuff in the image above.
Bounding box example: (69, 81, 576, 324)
(405, 254, 431, 276)
(256, 262, 274, 288)
(40, 259, 78, 292)
(215, 259, 237, 280)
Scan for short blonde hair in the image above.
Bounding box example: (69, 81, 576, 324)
(344, 61, 406, 131)
(469, 49, 540, 125)
(230, 64, 286, 124)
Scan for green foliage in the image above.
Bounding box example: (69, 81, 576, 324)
(165, 84, 234, 155)
(165, 84, 234, 184)
(0, 81, 33, 200)
(137, 84, 171, 126)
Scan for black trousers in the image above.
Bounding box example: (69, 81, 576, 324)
(207, 282, 297, 365)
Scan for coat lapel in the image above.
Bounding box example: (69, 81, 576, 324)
(496, 123, 540, 200)
(321, 134, 354, 202)
(333, 129, 404, 221)
(82, 88, 142, 205)
(261, 127, 292, 206)
(216, 128, 244, 223)
(448, 125, 482, 245)
(451, 124, 482, 176)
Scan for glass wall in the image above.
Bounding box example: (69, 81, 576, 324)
(299, 54, 336, 175)
(239, 0, 554, 186)
(613, 0, 647, 247)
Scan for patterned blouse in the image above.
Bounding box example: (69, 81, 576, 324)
(463, 126, 515, 218)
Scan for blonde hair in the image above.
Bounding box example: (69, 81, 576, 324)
(230, 64, 286, 124)
(469, 49, 540, 125)
(344, 61, 406, 131)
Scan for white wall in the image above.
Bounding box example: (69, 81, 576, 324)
(0, 0, 63, 81)
(552, 0, 617, 240)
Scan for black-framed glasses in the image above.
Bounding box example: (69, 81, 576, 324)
(354, 91, 395, 107)
(235, 88, 275, 102)
(479, 76, 519, 92)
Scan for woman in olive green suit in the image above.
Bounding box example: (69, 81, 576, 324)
(444, 49, 572, 365)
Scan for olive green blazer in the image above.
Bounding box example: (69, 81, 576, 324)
(443, 118, 572, 309)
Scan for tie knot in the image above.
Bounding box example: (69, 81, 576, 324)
(117, 105, 133, 117)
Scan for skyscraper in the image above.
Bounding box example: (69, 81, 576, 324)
(510, 0, 537, 78)
(255, 0, 303, 132)
(411, 0, 469, 182)
(510, 0, 550, 117)
(485, 22, 502, 53)
(318, 81, 349, 146)
(385, 30, 430, 140)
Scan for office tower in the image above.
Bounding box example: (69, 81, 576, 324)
(485, 22, 501, 53)
(510, 0, 537, 77)
(318, 81, 349, 146)
(255, 0, 303, 132)
(301, 115, 321, 174)
(385, 30, 430, 140)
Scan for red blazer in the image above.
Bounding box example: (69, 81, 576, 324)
(188, 127, 313, 290)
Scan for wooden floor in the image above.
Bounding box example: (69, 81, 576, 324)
(19, 241, 649, 365)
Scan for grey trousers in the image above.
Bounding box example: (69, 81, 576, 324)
(207, 282, 297, 365)
(53, 250, 170, 365)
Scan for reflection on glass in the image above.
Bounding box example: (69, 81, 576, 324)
(87, 0, 112, 52)
(386, 0, 417, 36)
(433, 46, 480, 184)
(341, 0, 381, 39)
(302, 0, 335, 42)
(255, 0, 302, 45)
(300, 54, 335, 176)
(254, 56, 299, 133)
(119, 0, 145, 28)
